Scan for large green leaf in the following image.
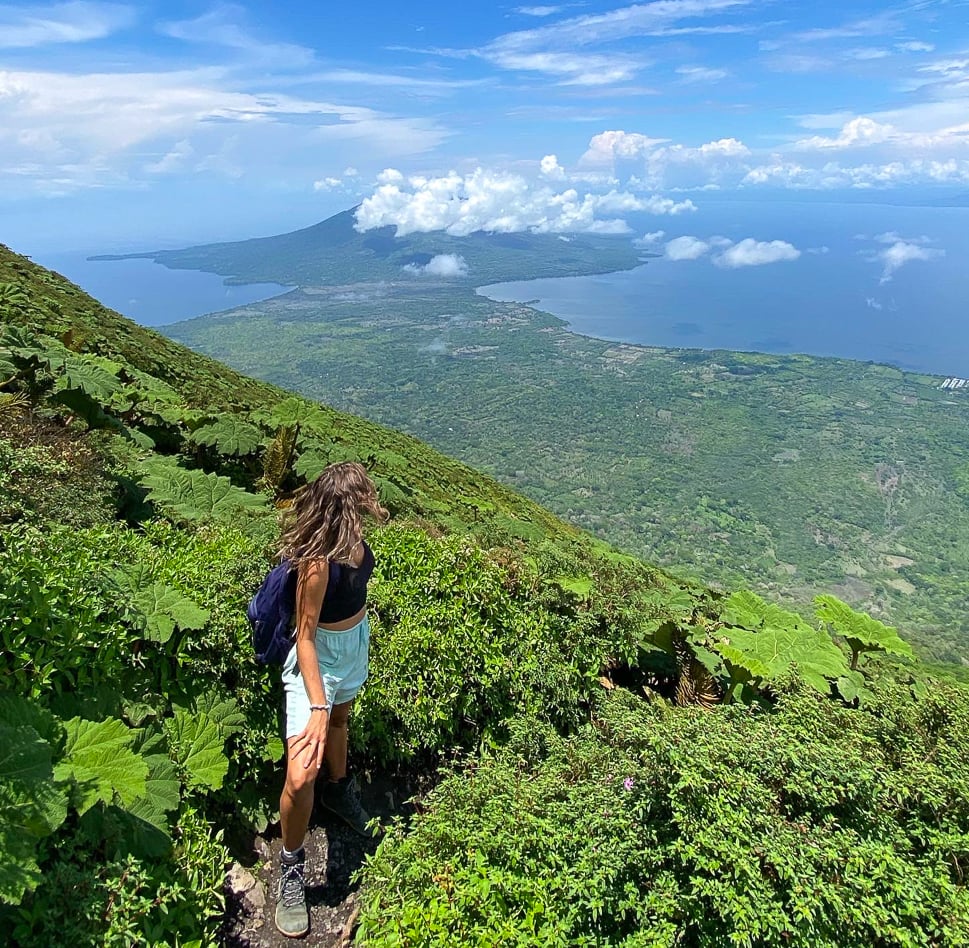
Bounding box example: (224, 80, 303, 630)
(49, 352, 122, 401)
(715, 624, 848, 695)
(814, 594, 913, 661)
(114, 566, 210, 643)
(294, 447, 330, 481)
(139, 458, 268, 522)
(123, 751, 180, 856)
(268, 396, 330, 430)
(0, 695, 60, 748)
(721, 589, 805, 632)
(0, 324, 45, 358)
(0, 783, 43, 905)
(167, 708, 229, 791)
(53, 718, 148, 815)
(189, 416, 264, 457)
(0, 351, 16, 380)
(194, 695, 245, 738)
(0, 725, 51, 786)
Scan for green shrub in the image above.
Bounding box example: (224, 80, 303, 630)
(10, 805, 228, 947)
(357, 526, 609, 762)
(358, 680, 969, 947)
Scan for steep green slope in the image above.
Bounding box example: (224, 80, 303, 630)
(0, 243, 595, 547)
(93, 208, 642, 286)
(2, 245, 964, 948)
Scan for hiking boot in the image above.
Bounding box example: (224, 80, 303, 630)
(320, 775, 375, 837)
(275, 848, 309, 938)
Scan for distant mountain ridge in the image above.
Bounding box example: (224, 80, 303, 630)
(92, 207, 642, 287)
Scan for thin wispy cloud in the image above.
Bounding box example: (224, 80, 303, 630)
(476, 0, 755, 84)
(515, 5, 566, 16)
(0, 1, 134, 48)
(298, 69, 488, 93)
(676, 64, 729, 82)
(895, 40, 933, 53)
(868, 233, 945, 284)
(0, 66, 449, 194)
(777, 12, 903, 45)
(158, 5, 314, 66)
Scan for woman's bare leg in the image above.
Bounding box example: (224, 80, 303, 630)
(324, 700, 352, 781)
(279, 737, 320, 852)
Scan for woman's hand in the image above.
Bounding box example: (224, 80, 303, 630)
(290, 708, 330, 770)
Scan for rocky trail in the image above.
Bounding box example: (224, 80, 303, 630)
(222, 773, 418, 947)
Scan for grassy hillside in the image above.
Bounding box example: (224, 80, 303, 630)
(93, 208, 642, 286)
(2, 245, 967, 948)
(0, 243, 600, 548)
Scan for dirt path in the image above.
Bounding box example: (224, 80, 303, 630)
(222, 774, 415, 947)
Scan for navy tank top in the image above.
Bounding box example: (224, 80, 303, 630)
(319, 541, 375, 623)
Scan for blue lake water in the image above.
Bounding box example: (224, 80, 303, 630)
(30, 200, 969, 375)
(36, 252, 292, 327)
(479, 201, 969, 377)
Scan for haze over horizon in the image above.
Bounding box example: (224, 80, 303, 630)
(2, 0, 967, 257)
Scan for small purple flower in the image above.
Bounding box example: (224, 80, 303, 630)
(623, 777, 634, 791)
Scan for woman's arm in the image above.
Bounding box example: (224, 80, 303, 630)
(289, 559, 330, 770)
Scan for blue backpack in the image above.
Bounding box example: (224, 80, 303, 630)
(247, 560, 298, 664)
(248, 558, 345, 664)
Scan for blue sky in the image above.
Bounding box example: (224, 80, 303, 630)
(1, 0, 967, 253)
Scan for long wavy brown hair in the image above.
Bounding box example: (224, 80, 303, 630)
(279, 461, 388, 566)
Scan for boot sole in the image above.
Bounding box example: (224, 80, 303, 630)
(275, 912, 310, 938)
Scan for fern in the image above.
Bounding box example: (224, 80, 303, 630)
(189, 416, 264, 457)
(139, 458, 268, 522)
(815, 594, 914, 670)
(0, 391, 29, 416)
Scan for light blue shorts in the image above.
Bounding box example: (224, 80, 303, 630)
(280, 615, 370, 740)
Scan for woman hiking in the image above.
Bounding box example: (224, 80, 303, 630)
(274, 461, 388, 938)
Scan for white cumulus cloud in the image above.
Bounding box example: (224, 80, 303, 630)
(403, 253, 469, 277)
(580, 130, 670, 168)
(580, 130, 752, 189)
(662, 235, 801, 267)
(715, 238, 800, 268)
(355, 166, 690, 237)
(665, 235, 710, 260)
(634, 229, 665, 246)
(540, 154, 566, 178)
(877, 240, 943, 283)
